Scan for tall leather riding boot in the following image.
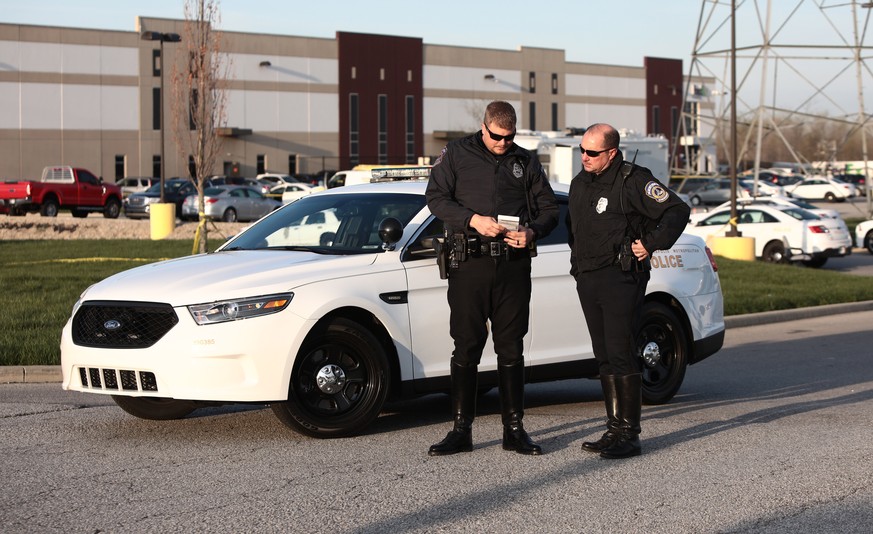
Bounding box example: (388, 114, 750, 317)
(600, 373, 642, 459)
(581, 374, 619, 453)
(428, 360, 477, 456)
(499, 361, 542, 455)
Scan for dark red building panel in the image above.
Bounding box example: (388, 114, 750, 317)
(337, 32, 423, 169)
(644, 57, 683, 147)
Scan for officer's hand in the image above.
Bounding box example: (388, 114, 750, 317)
(470, 214, 504, 237)
(505, 226, 534, 248)
(632, 239, 649, 260)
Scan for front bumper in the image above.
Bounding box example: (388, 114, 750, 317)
(60, 303, 312, 402)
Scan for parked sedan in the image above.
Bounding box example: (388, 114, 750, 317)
(116, 176, 156, 198)
(685, 203, 853, 267)
(60, 181, 725, 439)
(740, 179, 783, 197)
(687, 178, 752, 206)
(270, 183, 315, 204)
(785, 176, 856, 202)
(124, 179, 202, 219)
(181, 185, 281, 222)
(856, 219, 873, 254)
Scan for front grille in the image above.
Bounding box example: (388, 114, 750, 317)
(77, 366, 158, 392)
(72, 301, 178, 348)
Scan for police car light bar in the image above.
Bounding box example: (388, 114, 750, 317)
(370, 166, 432, 182)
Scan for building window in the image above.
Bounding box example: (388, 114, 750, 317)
(551, 103, 558, 131)
(378, 94, 388, 164)
(152, 49, 161, 77)
(153, 155, 162, 180)
(671, 106, 679, 137)
(349, 93, 360, 167)
(551, 73, 558, 95)
(152, 88, 161, 130)
(405, 96, 415, 164)
(114, 155, 125, 180)
(529, 102, 536, 131)
(288, 154, 297, 174)
(256, 155, 266, 175)
(529, 71, 536, 94)
(188, 155, 196, 179)
(652, 105, 661, 134)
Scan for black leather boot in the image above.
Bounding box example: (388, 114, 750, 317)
(581, 374, 619, 453)
(499, 361, 542, 455)
(429, 360, 477, 456)
(600, 373, 642, 459)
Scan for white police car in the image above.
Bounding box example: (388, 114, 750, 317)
(60, 179, 725, 438)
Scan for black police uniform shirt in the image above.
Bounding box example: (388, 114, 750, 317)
(425, 131, 558, 242)
(567, 149, 690, 276)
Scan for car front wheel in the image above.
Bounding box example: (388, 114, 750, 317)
(272, 318, 390, 438)
(638, 302, 688, 405)
(690, 195, 702, 206)
(762, 240, 787, 263)
(865, 231, 873, 254)
(111, 396, 199, 420)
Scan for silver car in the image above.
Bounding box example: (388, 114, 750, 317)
(182, 185, 281, 222)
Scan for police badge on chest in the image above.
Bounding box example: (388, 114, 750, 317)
(595, 197, 608, 214)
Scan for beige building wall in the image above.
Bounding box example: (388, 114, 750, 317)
(0, 17, 667, 182)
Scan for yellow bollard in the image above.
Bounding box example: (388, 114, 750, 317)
(707, 235, 756, 261)
(149, 203, 176, 240)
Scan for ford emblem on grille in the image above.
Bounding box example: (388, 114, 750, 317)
(104, 320, 122, 330)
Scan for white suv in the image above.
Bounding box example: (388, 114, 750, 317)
(61, 181, 726, 438)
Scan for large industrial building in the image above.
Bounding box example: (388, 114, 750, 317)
(0, 16, 691, 182)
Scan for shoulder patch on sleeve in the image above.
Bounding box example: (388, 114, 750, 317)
(433, 146, 447, 167)
(645, 181, 670, 203)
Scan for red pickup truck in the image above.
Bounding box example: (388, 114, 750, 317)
(0, 166, 123, 218)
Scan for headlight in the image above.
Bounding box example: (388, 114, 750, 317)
(188, 293, 293, 325)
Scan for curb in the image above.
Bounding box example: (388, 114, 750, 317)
(0, 365, 63, 384)
(723, 300, 873, 328)
(4, 300, 873, 385)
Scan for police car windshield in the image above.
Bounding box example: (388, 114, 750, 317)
(222, 192, 426, 253)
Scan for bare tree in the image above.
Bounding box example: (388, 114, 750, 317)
(171, 0, 230, 253)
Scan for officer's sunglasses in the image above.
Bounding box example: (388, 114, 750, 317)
(484, 123, 516, 143)
(579, 145, 615, 157)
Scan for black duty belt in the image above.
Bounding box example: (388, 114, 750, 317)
(476, 241, 510, 257)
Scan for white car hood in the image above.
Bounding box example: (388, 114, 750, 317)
(81, 251, 379, 305)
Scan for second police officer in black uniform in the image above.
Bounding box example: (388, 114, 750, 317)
(567, 123, 690, 459)
(425, 100, 559, 456)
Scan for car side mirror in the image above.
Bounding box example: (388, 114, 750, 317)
(378, 217, 403, 251)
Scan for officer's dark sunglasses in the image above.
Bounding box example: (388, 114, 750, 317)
(579, 145, 615, 157)
(484, 123, 516, 142)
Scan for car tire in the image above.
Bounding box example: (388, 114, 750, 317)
(319, 232, 336, 246)
(690, 195, 702, 206)
(40, 197, 60, 217)
(103, 198, 121, 219)
(865, 230, 873, 255)
(762, 240, 788, 263)
(111, 395, 199, 420)
(824, 192, 836, 202)
(222, 208, 237, 223)
(271, 317, 390, 438)
(638, 302, 688, 405)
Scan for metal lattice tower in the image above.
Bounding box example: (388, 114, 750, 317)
(675, 0, 873, 217)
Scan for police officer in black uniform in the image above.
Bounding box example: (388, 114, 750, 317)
(425, 101, 558, 456)
(567, 123, 690, 459)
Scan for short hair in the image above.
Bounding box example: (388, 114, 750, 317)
(483, 101, 517, 130)
(587, 123, 620, 149)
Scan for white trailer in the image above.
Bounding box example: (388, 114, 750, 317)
(515, 130, 670, 185)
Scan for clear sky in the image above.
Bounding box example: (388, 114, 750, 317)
(3, 0, 872, 115)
